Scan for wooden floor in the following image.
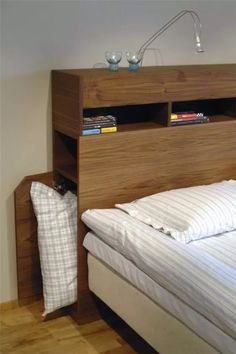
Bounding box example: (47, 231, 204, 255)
(0, 301, 157, 354)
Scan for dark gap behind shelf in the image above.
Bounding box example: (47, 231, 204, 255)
(83, 102, 169, 126)
(172, 97, 236, 117)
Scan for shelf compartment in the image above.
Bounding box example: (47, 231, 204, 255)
(80, 121, 165, 136)
(55, 165, 77, 184)
(83, 102, 170, 130)
(53, 131, 77, 184)
(171, 98, 236, 118)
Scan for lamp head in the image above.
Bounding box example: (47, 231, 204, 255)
(196, 41, 204, 53)
(195, 31, 204, 53)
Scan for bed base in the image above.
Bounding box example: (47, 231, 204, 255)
(88, 253, 219, 354)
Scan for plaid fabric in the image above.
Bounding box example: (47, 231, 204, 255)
(30, 182, 77, 315)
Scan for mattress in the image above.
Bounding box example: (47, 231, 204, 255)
(84, 231, 236, 354)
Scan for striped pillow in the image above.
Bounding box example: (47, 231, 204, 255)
(116, 180, 236, 243)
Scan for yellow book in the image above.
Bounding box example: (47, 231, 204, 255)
(171, 114, 178, 120)
(101, 127, 117, 133)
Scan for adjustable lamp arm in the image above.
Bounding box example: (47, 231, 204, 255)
(138, 10, 204, 57)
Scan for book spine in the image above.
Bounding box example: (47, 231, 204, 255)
(171, 112, 204, 120)
(82, 128, 101, 135)
(171, 117, 204, 122)
(101, 127, 117, 133)
(83, 115, 117, 125)
(170, 117, 209, 126)
(83, 123, 117, 129)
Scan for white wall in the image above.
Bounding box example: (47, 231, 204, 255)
(1, 0, 236, 303)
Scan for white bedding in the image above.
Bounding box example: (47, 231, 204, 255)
(190, 231, 236, 269)
(116, 180, 236, 243)
(84, 231, 236, 354)
(82, 209, 236, 340)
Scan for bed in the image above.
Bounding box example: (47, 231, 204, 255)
(80, 180, 236, 354)
(15, 64, 236, 353)
(82, 206, 236, 354)
(15, 176, 236, 354)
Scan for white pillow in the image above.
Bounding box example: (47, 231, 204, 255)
(116, 180, 236, 243)
(30, 182, 77, 315)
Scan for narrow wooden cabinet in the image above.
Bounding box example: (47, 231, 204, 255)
(51, 64, 236, 323)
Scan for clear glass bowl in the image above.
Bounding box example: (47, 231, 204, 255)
(126, 51, 143, 72)
(105, 51, 122, 71)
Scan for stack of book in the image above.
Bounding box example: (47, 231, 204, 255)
(82, 115, 117, 135)
(170, 112, 209, 126)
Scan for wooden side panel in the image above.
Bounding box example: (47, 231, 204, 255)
(52, 71, 82, 137)
(14, 172, 53, 303)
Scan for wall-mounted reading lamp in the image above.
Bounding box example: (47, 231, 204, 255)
(126, 10, 204, 71)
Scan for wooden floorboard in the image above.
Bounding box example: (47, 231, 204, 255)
(0, 301, 157, 354)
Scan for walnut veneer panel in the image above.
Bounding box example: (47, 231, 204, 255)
(60, 64, 236, 108)
(15, 172, 53, 302)
(52, 71, 82, 137)
(78, 121, 236, 212)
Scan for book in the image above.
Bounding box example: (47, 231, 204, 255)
(170, 116, 209, 126)
(171, 116, 205, 122)
(101, 127, 117, 133)
(171, 112, 204, 120)
(83, 115, 117, 126)
(82, 128, 101, 135)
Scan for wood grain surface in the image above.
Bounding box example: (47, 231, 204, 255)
(60, 64, 236, 108)
(79, 121, 236, 211)
(0, 301, 157, 354)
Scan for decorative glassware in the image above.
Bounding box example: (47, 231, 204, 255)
(105, 51, 122, 71)
(126, 51, 143, 72)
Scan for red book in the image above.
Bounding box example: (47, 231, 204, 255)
(171, 112, 204, 120)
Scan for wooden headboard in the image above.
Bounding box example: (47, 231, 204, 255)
(15, 64, 236, 322)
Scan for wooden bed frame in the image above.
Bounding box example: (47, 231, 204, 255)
(15, 64, 236, 352)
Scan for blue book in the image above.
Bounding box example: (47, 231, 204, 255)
(82, 128, 100, 135)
